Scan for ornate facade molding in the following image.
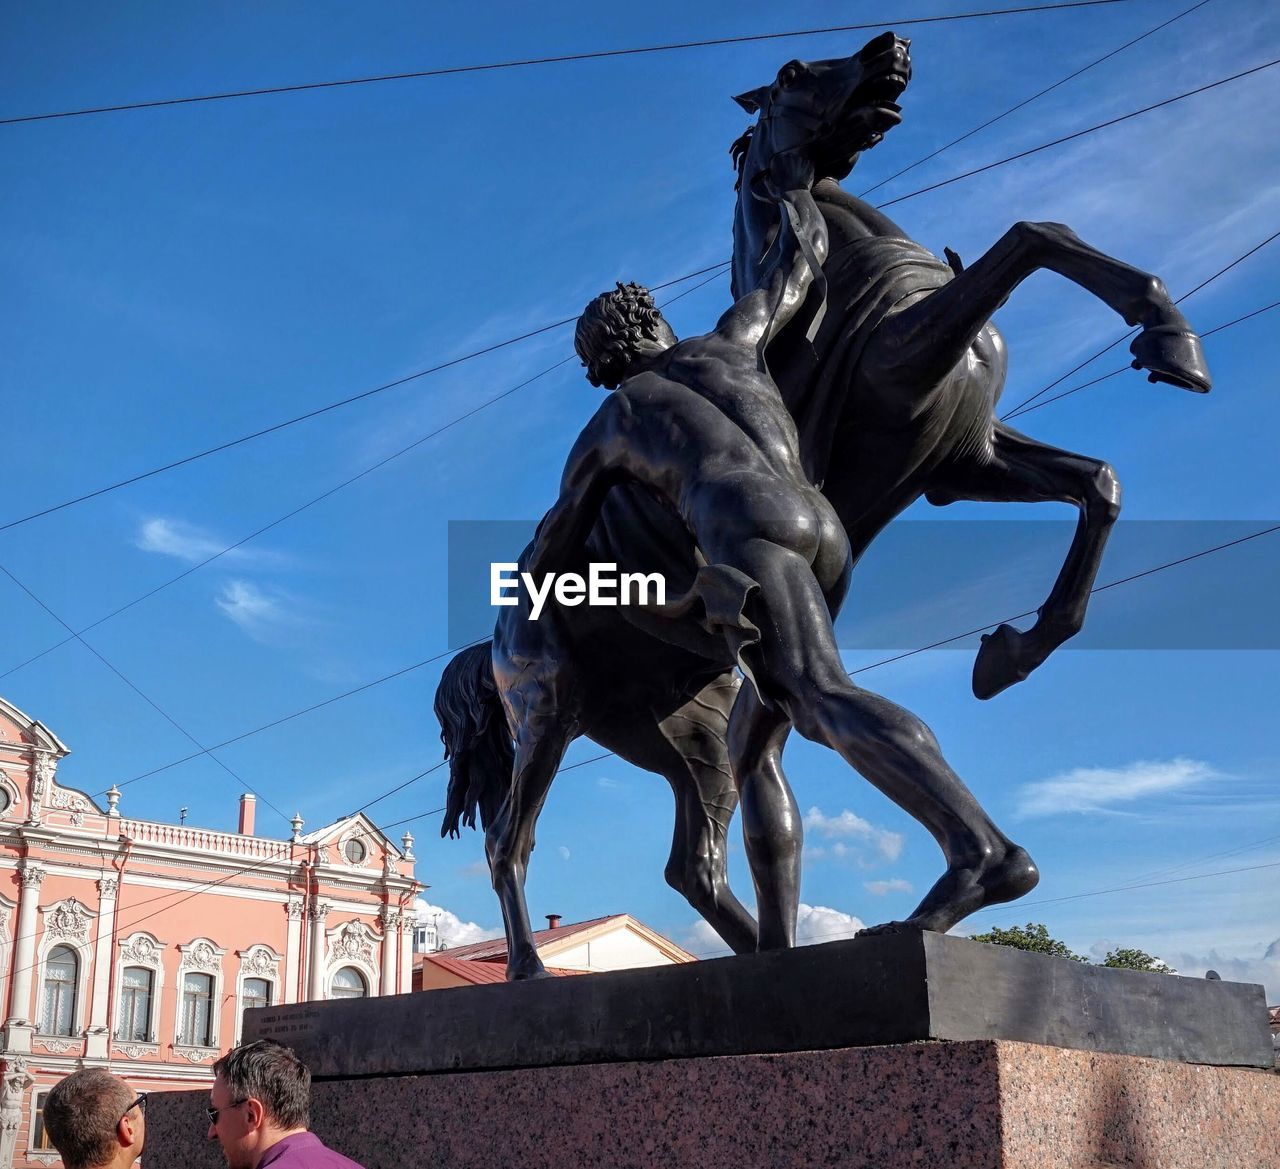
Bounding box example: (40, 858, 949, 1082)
(98, 876, 119, 899)
(119, 931, 164, 965)
(41, 898, 92, 943)
(34, 1038, 75, 1055)
(171, 1045, 218, 1064)
(328, 920, 377, 966)
(114, 1042, 159, 1060)
(378, 905, 400, 929)
(285, 897, 304, 921)
(238, 945, 281, 980)
(177, 938, 224, 973)
(308, 900, 333, 923)
(18, 866, 45, 891)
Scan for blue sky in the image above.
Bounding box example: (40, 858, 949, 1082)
(3, 1, 1279, 994)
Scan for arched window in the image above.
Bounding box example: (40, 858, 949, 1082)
(242, 977, 271, 1013)
(40, 946, 77, 1035)
(330, 966, 367, 999)
(117, 966, 154, 1041)
(179, 972, 214, 1046)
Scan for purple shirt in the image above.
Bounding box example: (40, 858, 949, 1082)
(257, 1132, 367, 1169)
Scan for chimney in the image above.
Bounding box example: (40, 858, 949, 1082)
(238, 793, 256, 836)
(546, 913, 561, 930)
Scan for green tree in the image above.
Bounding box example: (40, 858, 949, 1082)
(968, 922, 1086, 962)
(1101, 947, 1175, 973)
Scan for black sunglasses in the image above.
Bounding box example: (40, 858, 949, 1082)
(121, 1094, 147, 1121)
(205, 1098, 247, 1124)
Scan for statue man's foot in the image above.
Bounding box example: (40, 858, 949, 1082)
(972, 623, 1045, 700)
(1129, 324, 1211, 394)
(862, 845, 1040, 936)
(506, 961, 553, 982)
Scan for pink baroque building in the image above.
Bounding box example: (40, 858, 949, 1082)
(0, 696, 419, 1168)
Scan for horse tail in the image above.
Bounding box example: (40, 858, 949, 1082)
(433, 641, 513, 838)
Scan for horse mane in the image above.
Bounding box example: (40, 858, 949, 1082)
(729, 125, 755, 191)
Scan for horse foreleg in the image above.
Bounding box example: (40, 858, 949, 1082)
(928, 421, 1121, 699)
(486, 703, 576, 981)
(866, 220, 1210, 396)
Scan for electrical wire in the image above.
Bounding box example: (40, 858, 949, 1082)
(876, 56, 1280, 210)
(0, 2, 1137, 128)
(6, 52, 1267, 535)
(0, 561, 292, 826)
(857, 0, 1213, 198)
(1002, 226, 1280, 420)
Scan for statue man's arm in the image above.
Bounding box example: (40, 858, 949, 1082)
(526, 407, 622, 580)
(716, 181, 829, 351)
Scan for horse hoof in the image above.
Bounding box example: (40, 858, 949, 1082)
(1129, 325, 1211, 394)
(972, 624, 1031, 700)
(856, 920, 920, 937)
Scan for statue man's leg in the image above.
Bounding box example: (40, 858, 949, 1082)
(732, 542, 1039, 933)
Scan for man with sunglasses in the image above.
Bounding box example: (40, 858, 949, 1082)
(43, 1069, 145, 1169)
(208, 1039, 365, 1169)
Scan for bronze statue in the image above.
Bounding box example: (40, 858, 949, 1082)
(435, 32, 1211, 980)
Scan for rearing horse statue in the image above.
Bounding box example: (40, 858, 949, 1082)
(731, 31, 1209, 701)
(433, 31, 1210, 980)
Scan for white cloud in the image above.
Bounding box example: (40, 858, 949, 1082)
(803, 806, 904, 862)
(1016, 758, 1218, 818)
(796, 903, 866, 945)
(215, 579, 302, 642)
(682, 918, 727, 958)
(137, 517, 235, 563)
(596, 776, 625, 791)
(412, 898, 502, 949)
(1157, 938, 1280, 1004)
(864, 878, 913, 897)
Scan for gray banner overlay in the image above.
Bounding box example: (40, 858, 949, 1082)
(447, 520, 1279, 652)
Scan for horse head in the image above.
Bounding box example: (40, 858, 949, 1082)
(733, 32, 911, 189)
(731, 32, 911, 295)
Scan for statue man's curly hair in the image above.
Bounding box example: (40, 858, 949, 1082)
(575, 282, 667, 389)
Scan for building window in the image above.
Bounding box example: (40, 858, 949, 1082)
(40, 945, 77, 1036)
(330, 967, 367, 999)
(242, 977, 271, 1013)
(179, 972, 214, 1046)
(344, 838, 367, 864)
(32, 1091, 52, 1150)
(117, 966, 153, 1041)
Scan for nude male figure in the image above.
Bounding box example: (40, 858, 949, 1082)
(528, 161, 1038, 944)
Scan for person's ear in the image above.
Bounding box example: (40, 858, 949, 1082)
(117, 1114, 137, 1149)
(243, 1098, 266, 1132)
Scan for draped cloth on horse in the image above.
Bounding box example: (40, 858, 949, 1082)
(785, 233, 954, 485)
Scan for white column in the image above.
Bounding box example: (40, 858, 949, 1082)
(399, 914, 415, 993)
(8, 866, 45, 1027)
(283, 898, 303, 1004)
(88, 877, 118, 1028)
(84, 877, 118, 1059)
(306, 902, 330, 1001)
(379, 908, 398, 996)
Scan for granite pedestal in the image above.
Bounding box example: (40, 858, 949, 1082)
(147, 933, 1278, 1168)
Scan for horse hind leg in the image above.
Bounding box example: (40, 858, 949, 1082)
(486, 700, 577, 981)
(593, 674, 758, 957)
(926, 420, 1121, 699)
(863, 220, 1210, 398)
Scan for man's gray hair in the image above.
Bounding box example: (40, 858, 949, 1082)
(44, 1069, 134, 1169)
(212, 1040, 310, 1130)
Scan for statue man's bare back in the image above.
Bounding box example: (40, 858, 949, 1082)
(528, 179, 1040, 947)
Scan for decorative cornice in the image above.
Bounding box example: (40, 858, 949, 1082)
(119, 933, 164, 965)
(41, 898, 92, 943)
(329, 920, 377, 967)
(177, 939, 224, 973)
(18, 866, 45, 890)
(114, 1042, 160, 1060)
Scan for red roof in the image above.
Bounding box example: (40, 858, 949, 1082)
(440, 914, 624, 963)
(419, 954, 588, 985)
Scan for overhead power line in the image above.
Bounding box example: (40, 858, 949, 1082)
(876, 55, 1280, 209)
(0, 2, 1136, 127)
(99, 518, 1280, 798)
(1001, 225, 1280, 419)
(1, 267, 729, 682)
(858, 0, 1213, 198)
(0, 561, 292, 826)
(1005, 297, 1280, 420)
(4, 53, 1265, 537)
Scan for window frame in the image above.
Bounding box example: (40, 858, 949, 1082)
(38, 944, 79, 1037)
